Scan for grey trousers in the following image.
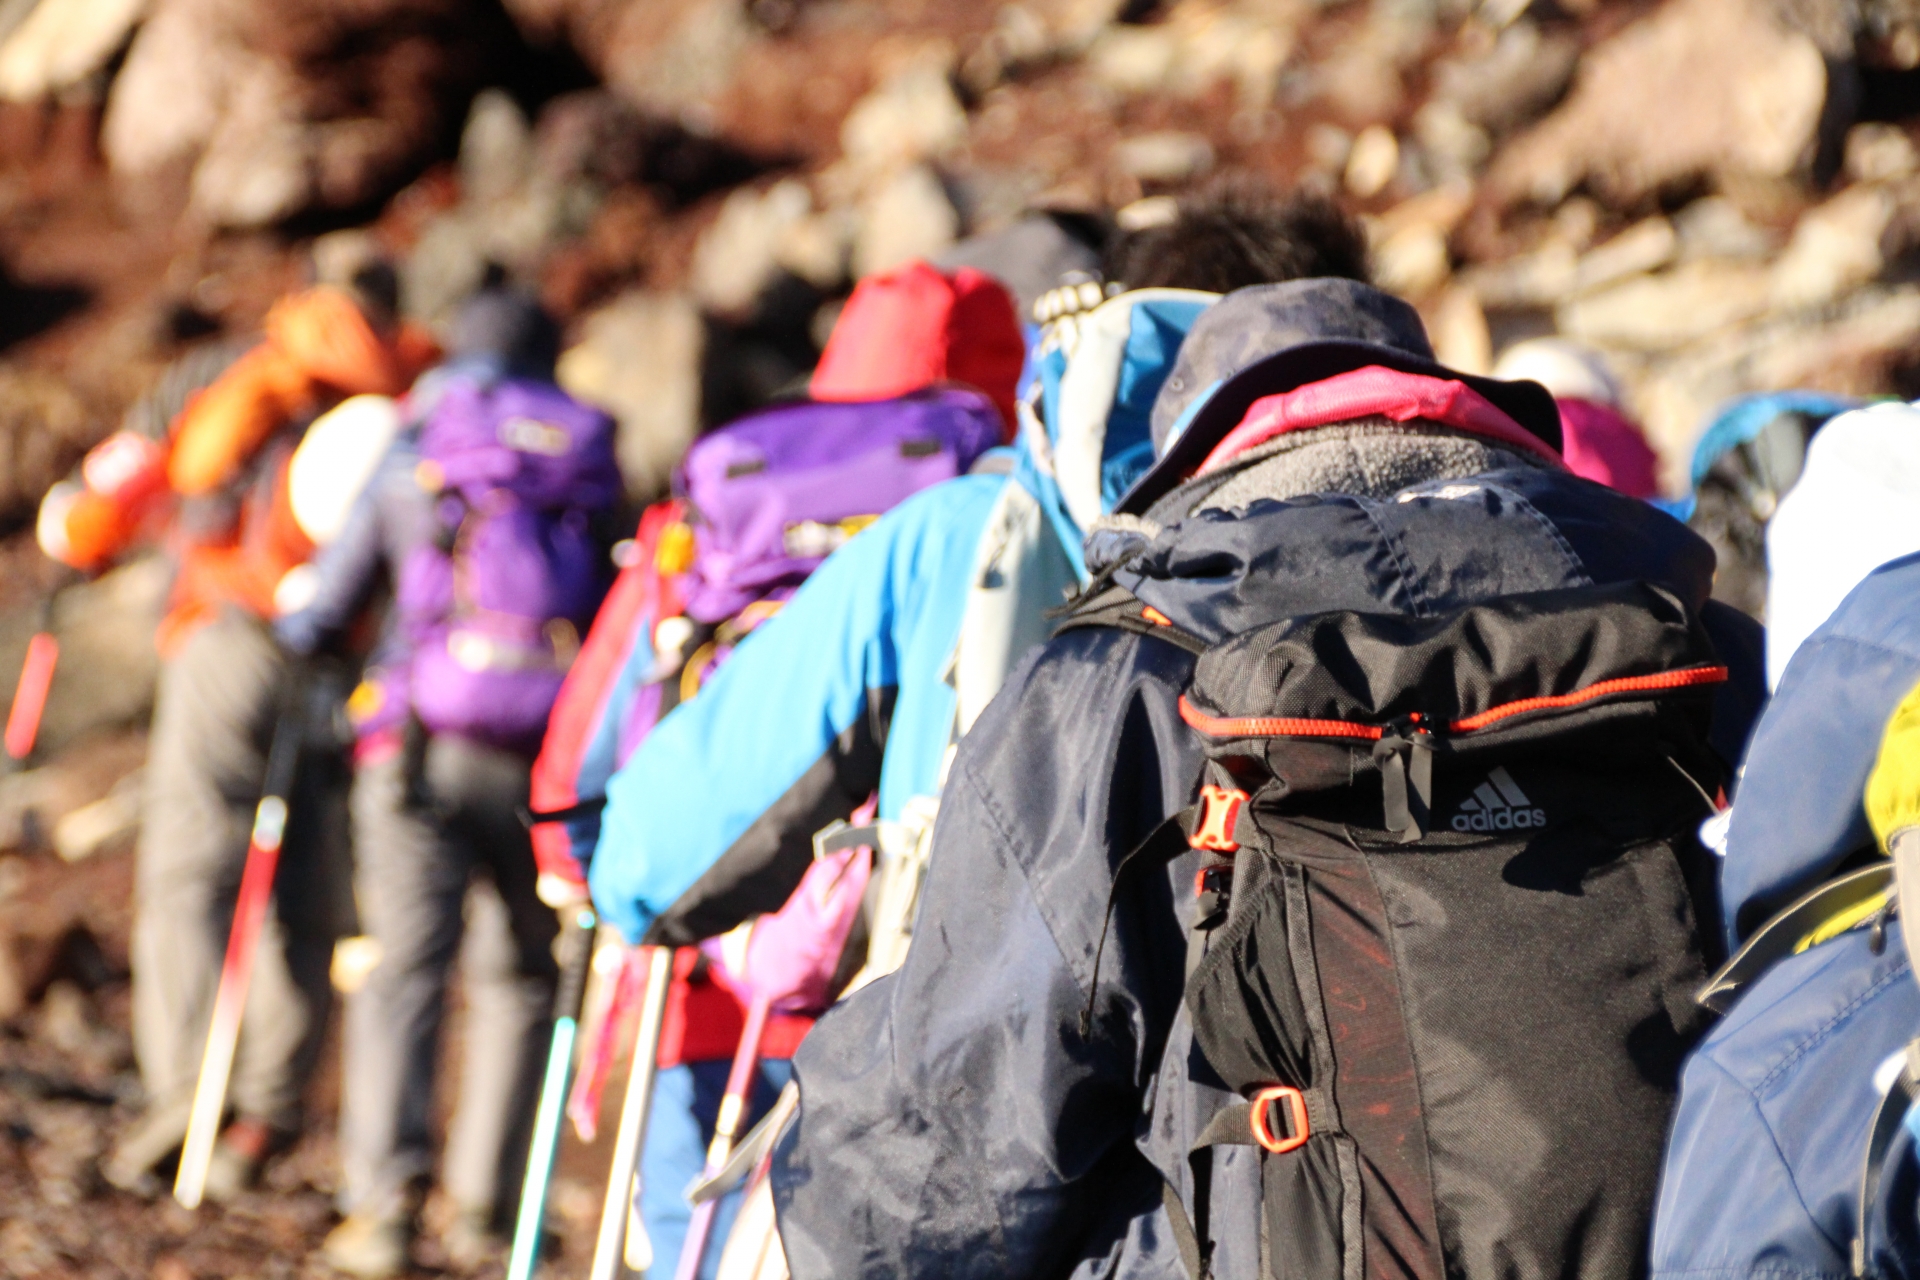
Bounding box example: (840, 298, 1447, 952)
(338, 735, 558, 1223)
(131, 610, 345, 1133)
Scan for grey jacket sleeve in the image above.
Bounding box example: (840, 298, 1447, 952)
(771, 629, 1204, 1279)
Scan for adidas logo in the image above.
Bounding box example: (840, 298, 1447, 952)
(1450, 766, 1548, 833)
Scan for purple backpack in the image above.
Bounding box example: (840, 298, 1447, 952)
(402, 377, 621, 752)
(677, 387, 1003, 623)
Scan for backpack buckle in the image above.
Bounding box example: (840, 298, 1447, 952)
(1191, 785, 1247, 852)
(1249, 1085, 1310, 1154)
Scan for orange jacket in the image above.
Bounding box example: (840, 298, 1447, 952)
(44, 286, 439, 654)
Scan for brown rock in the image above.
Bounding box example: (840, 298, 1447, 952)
(556, 291, 704, 501)
(106, 0, 509, 227)
(1488, 0, 1841, 207)
(0, 366, 93, 527)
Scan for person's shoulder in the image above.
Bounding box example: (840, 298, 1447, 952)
(882, 470, 1008, 532)
(1698, 926, 1917, 1098)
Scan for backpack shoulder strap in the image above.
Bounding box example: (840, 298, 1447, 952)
(1698, 862, 1895, 1013)
(1051, 583, 1208, 655)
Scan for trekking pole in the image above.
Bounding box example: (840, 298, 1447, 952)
(506, 902, 599, 1280)
(673, 991, 773, 1280)
(173, 690, 305, 1209)
(569, 938, 639, 1142)
(590, 944, 676, 1280)
(3, 590, 62, 774)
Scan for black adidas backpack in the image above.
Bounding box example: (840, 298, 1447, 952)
(1062, 577, 1730, 1280)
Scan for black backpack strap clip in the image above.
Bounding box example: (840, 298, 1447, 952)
(1051, 584, 1208, 655)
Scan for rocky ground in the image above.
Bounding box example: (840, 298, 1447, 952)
(0, 0, 1916, 1273)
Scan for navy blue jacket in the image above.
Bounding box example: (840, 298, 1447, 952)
(1653, 554, 1920, 1280)
(772, 466, 1765, 1280)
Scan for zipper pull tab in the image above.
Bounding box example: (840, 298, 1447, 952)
(1373, 718, 1435, 843)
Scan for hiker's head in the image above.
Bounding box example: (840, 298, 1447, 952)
(810, 260, 1025, 438)
(1105, 183, 1370, 294)
(1118, 278, 1563, 515)
(450, 285, 561, 381)
(344, 260, 402, 334)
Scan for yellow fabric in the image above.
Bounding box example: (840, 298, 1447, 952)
(1794, 889, 1892, 953)
(1867, 676, 1920, 850)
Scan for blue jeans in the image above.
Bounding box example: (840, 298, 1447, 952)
(639, 1056, 793, 1280)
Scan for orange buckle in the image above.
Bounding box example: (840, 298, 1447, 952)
(1249, 1085, 1310, 1154)
(1191, 785, 1247, 852)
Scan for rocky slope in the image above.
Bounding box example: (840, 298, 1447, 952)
(0, 0, 1915, 1273)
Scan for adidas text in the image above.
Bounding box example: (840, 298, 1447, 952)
(1450, 766, 1548, 833)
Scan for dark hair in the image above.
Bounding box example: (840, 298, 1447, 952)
(1105, 182, 1370, 293)
(346, 260, 402, 330)
(451, 283, 562, 379)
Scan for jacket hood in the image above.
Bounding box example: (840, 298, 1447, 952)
(1119, 279, 1562, 516)
(1722, 552, 1920, 947)
(1014, 287, 1216, 580)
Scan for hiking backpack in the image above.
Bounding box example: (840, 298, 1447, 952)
(1061, 577, 1731, 1280)
(400, 376, 621, 752)
(527, 386, 1002, 879)
(676, 386, 1003, 623)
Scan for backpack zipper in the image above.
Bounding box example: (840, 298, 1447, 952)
(1176, 664, 1729, 740)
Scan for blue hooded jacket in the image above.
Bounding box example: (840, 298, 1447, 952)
(1653, 555, 1920, 1280)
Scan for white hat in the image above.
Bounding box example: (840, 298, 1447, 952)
(1491, 338, 1623, 408)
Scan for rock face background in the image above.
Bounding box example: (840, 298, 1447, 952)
(0, 0, 1911, 1270)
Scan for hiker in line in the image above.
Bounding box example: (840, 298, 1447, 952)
(585, 188, 1371, 1271)
(1652, 551, 1920, 1280)
(1665, 391, 1857, 623)
(531, 257, 1024, 1279)
(270, 285, 621, 1276)
(756, 279, 1768, 1279)
(35, 261, 438, 1199)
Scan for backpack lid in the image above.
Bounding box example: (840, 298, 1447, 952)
(810, 261, 1025, 436)
(1179, 580, 1723, 746)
